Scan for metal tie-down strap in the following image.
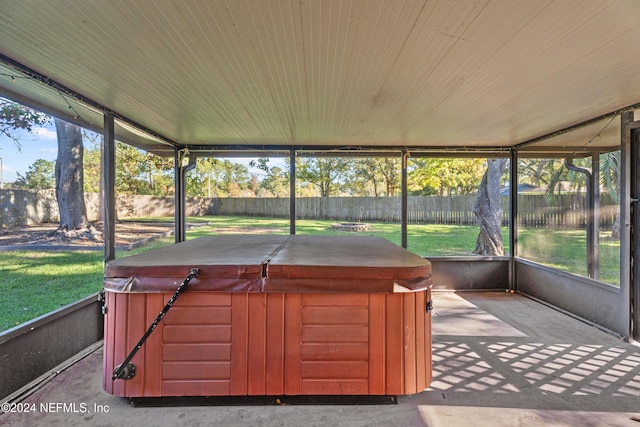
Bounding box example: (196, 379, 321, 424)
(112, 268, 200, 380)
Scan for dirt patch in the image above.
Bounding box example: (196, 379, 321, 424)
(0, 222, 176, 248)
(211, 226, 286, 235)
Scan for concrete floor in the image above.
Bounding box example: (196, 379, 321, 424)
(1, 291, 639, 427)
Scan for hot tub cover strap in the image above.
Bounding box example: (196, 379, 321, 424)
(111, 268, 200, 381)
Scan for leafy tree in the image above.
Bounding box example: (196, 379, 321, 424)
(115, 143, 149, 194)
(518, 158, 555, 188)
(524, 152, 621, 238)
(220, 160, 251, 196)
(147, 152, 174, 195)
(259, 166, 289, 197)
(249, 173, 260, 196)
(14, 159, 56, 189)
(0, 98, 49, 149)
(519, 157, 591, 201)
(83, 132, 102, 194)
(351, 158, 400, 196)
(187, 158, 253, 197)
(249, 158, 289, 197)
(600, 151, 620, 204)
(409, 158, 485, 196)
(600, 150, 621, 238)
(190, 158, 223, 197)
(375, 158, 401, 196)
(296, 157, 352, 197)
(115, 143, 173, 195)
(1, 100, 90, 233)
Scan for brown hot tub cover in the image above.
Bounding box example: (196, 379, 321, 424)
(104, 235, 432, 294)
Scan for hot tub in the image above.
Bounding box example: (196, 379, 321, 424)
(103, 235, 432, 397)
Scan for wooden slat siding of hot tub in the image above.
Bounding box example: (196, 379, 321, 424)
(112, 293, 130, 397)
(246, 293, 287, 396)
(103, 291, 116, 395)
(399, 290, 432, 394)
(230, 293, 249, 395)
(104, 289, 431, 397)
(124, 293, 147, 397)
(424, 289, 433, 389)
(386, 290, 432, 395)
(161, 293, 235, 396)
(414, 290, 428, 392)
(144, 293, 164, 396)
(298, 294, 370, 395)
(385, 294, 404, 395)
(403, 292, 418, 394)
(247, 293, 267, 395)
(103, 292, 156, 396)
(368, 294, 386, 394)
(284, 294, 302, 395)
(265, 293, 285, 395)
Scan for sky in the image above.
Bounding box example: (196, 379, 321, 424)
(0, 124, 58, 185)
(0, 122, 277, 186)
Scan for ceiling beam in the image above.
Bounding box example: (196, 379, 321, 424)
(0, 53, 179, 150)
(514, 102, 640, 151)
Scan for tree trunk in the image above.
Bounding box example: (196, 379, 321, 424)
(611, 208, 620, 239)
(54, 118, 88, 231)
(473, 158, 508, 255)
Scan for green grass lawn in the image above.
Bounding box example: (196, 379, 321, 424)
(517, 227, 620, 285)
(0, 216, 621, 331)
(128, 216, 620, 283)
(0, 251, 104, 330)
(138, 216, 484, 255)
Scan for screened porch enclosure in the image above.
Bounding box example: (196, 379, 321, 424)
(1, 0, 640, 405)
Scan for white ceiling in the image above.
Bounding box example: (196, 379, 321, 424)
(1, 0, 639, 156)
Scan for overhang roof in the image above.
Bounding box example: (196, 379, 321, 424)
(1, 0, 639, 157)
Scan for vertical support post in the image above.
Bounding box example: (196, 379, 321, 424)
(174, 149, 196, 243)
(591, 152, 600, 280)
(174, 148, 185, 243)
(631, 127, 640, 341)
(401, 149, 409, 249)
(620, 111, 633, 340)
(289, 149, 296, 235)
(103, 112, 116, 263)
(586, 172, 593, 278)
(509, 149, 518, 291)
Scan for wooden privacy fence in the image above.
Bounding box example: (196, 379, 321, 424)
(0, 189, 618, 229)
(212, 194, 618, 228)
(516, 194, 618, 228)
(0, 190, 211, 226)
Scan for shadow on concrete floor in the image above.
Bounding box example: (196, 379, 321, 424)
(2, 291, 639, 426)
